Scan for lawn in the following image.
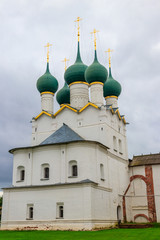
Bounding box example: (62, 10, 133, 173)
(0, 228, 160, 240)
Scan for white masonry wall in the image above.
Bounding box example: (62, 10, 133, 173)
(32, 106, 128, 161)
(1, 184, 93, 230)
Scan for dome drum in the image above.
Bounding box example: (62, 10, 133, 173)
(70, 82, 89, 110)
(90, 82, 104, 106)
(105, 95, 118, 108)
(41, 92, 54, 114)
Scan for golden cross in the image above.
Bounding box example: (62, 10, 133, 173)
(45, 42, 52, 63)
(62, 57, 69, 71)
(74, 17, 82, 42)
(91, 29, 99, 50)
(105, 48, 113, 67)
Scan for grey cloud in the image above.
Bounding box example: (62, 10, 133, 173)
(0, 0, 160, 188)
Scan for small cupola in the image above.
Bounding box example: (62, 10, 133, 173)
(85, 29, 107, 106)
(36, 62, 58, 94)
(103, 67, 121, 98)
(85, 49, 108, 84)
(64, 41, 87, 86)
(64, 17, 89, 110)
(36, 43, 58, 114)
(103, 48, 121, 108)
(85, 29, 107, 84)
(56, 81, 70, 106)
(56, 58, 70, 106)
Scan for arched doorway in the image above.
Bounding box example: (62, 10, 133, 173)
(117, 206, 122, 224)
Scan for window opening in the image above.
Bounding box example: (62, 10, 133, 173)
(44, 167, 49, 179)
(100, 164, 105, 180)
(20, 169, 25, 181)
(72, 165, 78, 177)
(59, 206, 64, 218)
(29, 207, 33, 219)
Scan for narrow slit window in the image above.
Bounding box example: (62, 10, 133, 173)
(44, 167, 49, 179)
(20, 169, 25, 181)
(72, 165, 77, 177)
(113, 136, 117, 151)
(27, 204, 34, 220)
(29, 207, 33, 219)
(59, 206, 64, 218)
(100, 164, 105, 180)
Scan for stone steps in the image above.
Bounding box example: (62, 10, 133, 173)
(119, 223, 152, 229)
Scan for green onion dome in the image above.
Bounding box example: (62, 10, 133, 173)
(64, 42, 87, 85)
(85, 50, 108, 84)
(37, 63, 58, 94)
(103, 67, 121, 98)
(56, 81, 70, 105)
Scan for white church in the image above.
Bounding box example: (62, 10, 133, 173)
(1, 19, 160, 230)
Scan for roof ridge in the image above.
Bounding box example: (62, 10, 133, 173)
(40, 124, 84, 145)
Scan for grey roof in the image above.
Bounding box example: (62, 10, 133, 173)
(129, 153, 160, 167)
(40, 123, 84, 145)
(3, 179, 97, 190)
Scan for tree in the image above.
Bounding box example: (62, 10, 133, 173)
(0, 196, 2, 221)
(0, 197, 2, 206)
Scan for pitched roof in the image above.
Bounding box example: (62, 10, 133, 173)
(40, 123, 84, 145)
(130, 153, 160, 167)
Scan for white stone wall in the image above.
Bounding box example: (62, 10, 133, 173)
(90, 84, 104, 106)
(126, 166, 148, 222)
(31, 106, 128, 160)
(1, 184, 118, 230)
(12, 142, 128, 191)
(105, 97, 118, 108)
(1, 184, 91, 230)
(70, 83, 89, 110)
(41, 93, 54, 114)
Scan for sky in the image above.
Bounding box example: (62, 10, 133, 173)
(0, 0, 160, 190)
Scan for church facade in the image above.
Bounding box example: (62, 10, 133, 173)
(1, 20, 160, 230)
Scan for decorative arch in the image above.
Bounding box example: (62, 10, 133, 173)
(123, 167, 157, 223)
(134, 214, 152, 222)
(130, 175, 147, 184)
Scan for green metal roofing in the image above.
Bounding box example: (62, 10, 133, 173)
(103, 67, 121, 97)
(85, 50, 108, 84)
(37, 63, 58, 94)
(64, 42, 87, 85)
(56, 81, 70, 105)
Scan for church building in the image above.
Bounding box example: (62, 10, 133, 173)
(1, 18, 160, 230)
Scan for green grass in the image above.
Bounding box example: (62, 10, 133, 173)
(0, 229, 160, 240)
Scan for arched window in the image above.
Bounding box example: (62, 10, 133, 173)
(68, 160, 78, 177)
(56, 202, 64, 219)
(29, 207, 33, 219)
(41, 164, 50, 180)
(17, 166, 25, 182)
(27, 204, 34, 220)
(100, 164, 105, 180)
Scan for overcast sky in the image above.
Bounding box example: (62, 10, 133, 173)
(0, 0, 160, 189)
